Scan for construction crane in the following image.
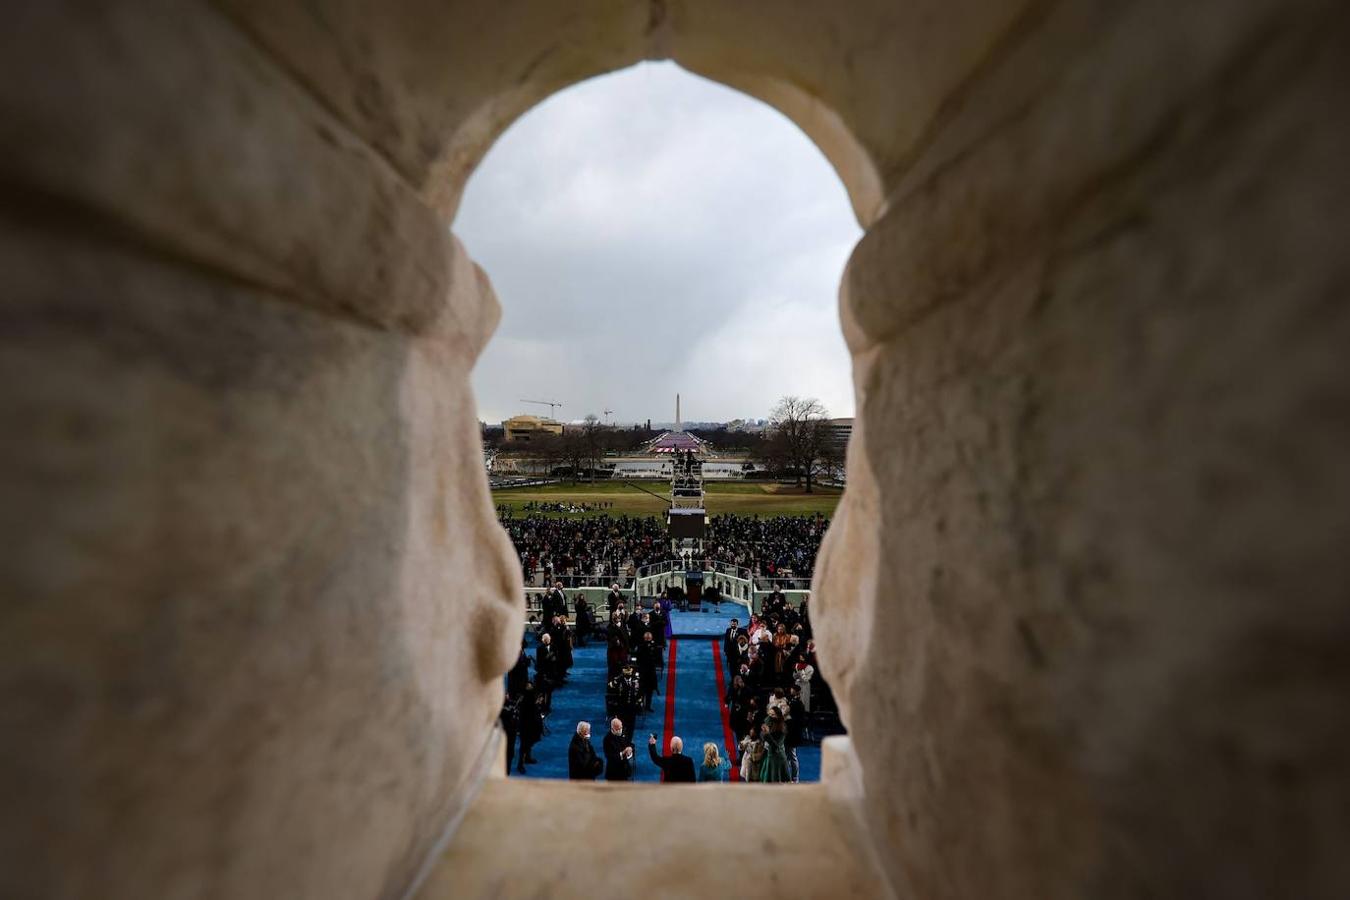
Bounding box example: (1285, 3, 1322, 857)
(520, 399, 563, 417)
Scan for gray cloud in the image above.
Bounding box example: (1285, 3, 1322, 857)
(455, 61, 860, 426)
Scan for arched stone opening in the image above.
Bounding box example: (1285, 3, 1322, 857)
(3, 2, 1347, 900)
(455, 59, 861, 787)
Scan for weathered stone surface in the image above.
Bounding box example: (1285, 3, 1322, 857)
(209, 0, 1032, 225)
(0, 1, 454, 333)
(0, 220, 516, 898)
(819, 2, 1350, 897)
(212, 0, 655, 218)
(420, 743, 886, 899)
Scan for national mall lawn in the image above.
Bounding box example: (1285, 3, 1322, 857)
(492, 480, 841, 518)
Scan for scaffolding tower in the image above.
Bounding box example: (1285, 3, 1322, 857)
(666, 450, 708, 556)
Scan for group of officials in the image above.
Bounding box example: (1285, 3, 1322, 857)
(501, 582, 668, 777)
(566, 719, 699, 783)
(502, 581, 822, 783)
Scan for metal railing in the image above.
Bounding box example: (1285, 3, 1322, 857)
(634, 559, 755, 581)
(522, 585, 616, 622)
(521, 583, 811, 623)
(519, 563, 816, 593)
(631, 558, 756, 608)
(519, 568, 636, 589)
(750, 588, 810, 614)
(751, 575, 814, 592)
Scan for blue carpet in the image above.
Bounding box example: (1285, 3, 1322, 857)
(509, 640, 666, 782)
(510, 630, 820, 783)
(669, 639, 733, 779)
(667, 604, 746, 637)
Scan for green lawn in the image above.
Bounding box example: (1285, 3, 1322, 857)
(492, 479, 841, 518)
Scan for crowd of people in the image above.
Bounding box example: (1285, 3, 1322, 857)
(498, 500, 621, 516)
(496, 511, 830, 587)
(498, 514, 668, 586)
(704, 514, 828, 580)
(498, 580, 825, 784)
(722, 588, 819, 782)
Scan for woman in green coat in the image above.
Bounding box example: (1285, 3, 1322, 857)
(760, 711, 791, 783)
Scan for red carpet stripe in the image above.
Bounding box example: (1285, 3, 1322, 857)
(661, 638, 678, 782)
(710, 639, 741, 782)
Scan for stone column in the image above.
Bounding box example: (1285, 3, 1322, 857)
(813, 1, 1350, 897)
(1, 5, 521, 898)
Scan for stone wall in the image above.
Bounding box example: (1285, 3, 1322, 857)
(2, 1, 1346, 898)
(820, 2, 1350, 896)
(0, 5, 522, 897)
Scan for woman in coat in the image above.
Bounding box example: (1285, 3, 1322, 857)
(739, 724, 765, 783)
(759, 712, 791, 783)
(698, 742, 731, 782)
(793, 659, 815, 711)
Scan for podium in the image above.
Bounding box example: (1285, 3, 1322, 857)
(684, 570, 704, 610)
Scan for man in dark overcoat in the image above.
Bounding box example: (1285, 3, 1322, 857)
(634, 631, 662, 712)
(568, 721, 604, 780)
(602, 718, 634, 782)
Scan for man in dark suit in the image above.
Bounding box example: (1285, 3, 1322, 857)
(507, 641, 531, 697)
(568, 721, 604, 780)
(499, 695, 520, 776)
(648, 603, 668, 650)
(647, 735, 696, 783)
(606, 622, 629, 681)
(573, 596, 594, 646)
(634, 631, 661, 711)
(723, 618, 742, 678)
(765, 587, 787, 618)
(543, 582, 568, 621)
(534, 633, 558, 713)
(606, 584, 626, 617)
(516, 690, 544, 775)
(602, 718, 635, 782)
(546, 615, 572, 682)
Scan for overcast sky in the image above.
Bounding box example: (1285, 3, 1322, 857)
(455, 62, 860, 427)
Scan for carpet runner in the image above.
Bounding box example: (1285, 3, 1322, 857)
(511, 608, 821, 782)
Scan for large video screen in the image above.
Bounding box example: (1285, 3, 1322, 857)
(667, 509, 707, 539)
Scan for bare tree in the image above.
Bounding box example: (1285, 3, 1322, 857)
(604, 426, 647, 454)
(754, 426, 793, 479)
(767, 396, 830, 492)
(532, 433, 565, 478)
(558, 427, 587, 483)
(581, 414, 602, 482)
(816, 431, 846, 484)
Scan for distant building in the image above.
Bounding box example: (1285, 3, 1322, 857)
(502, 414, 563, 442)
(826, 417, 854, 450)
